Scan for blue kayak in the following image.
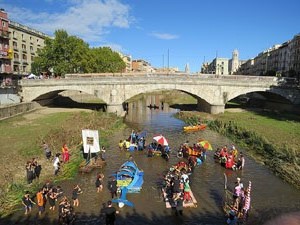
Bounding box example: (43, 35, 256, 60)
(111, 160, 144, 207)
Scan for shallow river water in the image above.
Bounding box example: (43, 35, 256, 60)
(5, 96, 300, 225)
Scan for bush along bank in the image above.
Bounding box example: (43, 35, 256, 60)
(176, 112, 300, 190)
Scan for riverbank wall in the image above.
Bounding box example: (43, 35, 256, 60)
(0, 102, 40, 120)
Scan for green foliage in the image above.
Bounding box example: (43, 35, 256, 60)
(89, 47, 126, 73)
(31, 30, 125, 76)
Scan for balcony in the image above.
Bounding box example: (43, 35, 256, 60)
(0, 31, 9, 39)
(13, 58, 20, 63)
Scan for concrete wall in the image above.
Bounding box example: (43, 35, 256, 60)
(0, 87, 21, 105)
(0, 102, 39, 120)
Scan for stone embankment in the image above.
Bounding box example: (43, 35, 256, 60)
(0, 102, 39, 120)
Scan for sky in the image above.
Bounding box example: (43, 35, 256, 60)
(1, 0, 300, 72)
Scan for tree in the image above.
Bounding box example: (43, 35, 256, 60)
(31, 30, 125, 76)
(90, 47, 125, 73)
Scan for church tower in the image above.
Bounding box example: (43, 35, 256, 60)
(231, 49, 239, 74)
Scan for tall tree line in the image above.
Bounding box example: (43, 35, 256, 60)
(31, 30, 126, 76)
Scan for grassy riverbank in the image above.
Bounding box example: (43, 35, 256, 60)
(176, 110, 300, 189)
(0, 109, 125, 217)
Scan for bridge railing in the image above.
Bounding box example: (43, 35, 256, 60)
(64, 72, 279, 81)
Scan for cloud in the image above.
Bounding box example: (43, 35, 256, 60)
(4, 0, 132, 45)
(98, 42, 124, 52)
(150, 32, 179, 40)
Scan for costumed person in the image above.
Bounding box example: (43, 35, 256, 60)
(62, 144, 70, 163)
(233, 177, 244, 209)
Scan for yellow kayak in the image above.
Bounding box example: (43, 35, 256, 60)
(183, 124, 207, 132)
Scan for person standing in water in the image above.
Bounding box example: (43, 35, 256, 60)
(103, 200, 119, 225)
(72, 184, 83, 207)
(96, 173, 104, 192)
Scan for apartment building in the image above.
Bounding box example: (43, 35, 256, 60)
(237, 34, 300, 76)
(132, 59, 154, 73)
(9, 20, 49, 75)
(0, 9, 12, 74)
(289, 34, 300, 75)
(205, 57, 229, 75)
(118, 52, 132, 72)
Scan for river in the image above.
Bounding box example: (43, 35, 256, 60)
(5, 95, 300, 225)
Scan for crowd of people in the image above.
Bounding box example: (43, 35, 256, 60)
(161, 160, 197, 216)
(20, 135, 253, 225)
(177, 141, 207, 162)
(214, 145, 245, 170)
(25, 158, 42, 184)
(118, 130, 146, 151)
(225, 178, 252, 225)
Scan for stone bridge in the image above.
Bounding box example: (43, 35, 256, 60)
(19, 73, 300, 116)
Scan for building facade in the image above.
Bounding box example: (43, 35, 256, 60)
(237, 34, 300, 76)
(205, 57, 229, 75)
(118, 52, 132, 72)
(132, 59, 154, 73)
(0, 9, 12, 75)
(9, 21, 49, 76)
(228, 49, 240, 74)
(289, 34, 300, 75)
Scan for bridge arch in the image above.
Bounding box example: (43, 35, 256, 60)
(123, 86, 212, 106)
(226, 87, 293, 104)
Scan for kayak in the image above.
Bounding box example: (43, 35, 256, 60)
(183, 124, 207, 132)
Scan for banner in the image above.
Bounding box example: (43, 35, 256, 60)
(82, 129, 100, 153)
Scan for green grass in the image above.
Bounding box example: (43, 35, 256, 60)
(176, 110, 300, 189)
(213, 111, 300, 151)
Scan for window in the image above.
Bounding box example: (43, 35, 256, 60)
(13, 65, 19, 71)
(2, 21, 6, 27)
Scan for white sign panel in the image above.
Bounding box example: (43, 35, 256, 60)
(82, 129, 100, 153)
